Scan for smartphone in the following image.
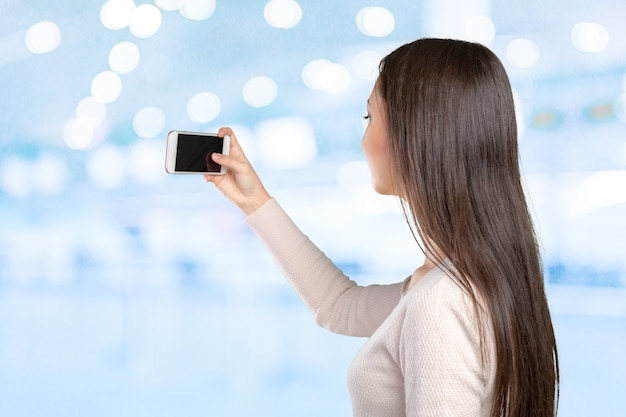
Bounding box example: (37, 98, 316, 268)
(165, 131, 230, 174)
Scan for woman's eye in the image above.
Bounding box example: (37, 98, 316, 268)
(363, 115, 370, 121)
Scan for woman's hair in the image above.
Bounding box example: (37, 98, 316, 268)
(378, 38, 559, 417)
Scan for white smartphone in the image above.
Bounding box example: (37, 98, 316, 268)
(165, 131, 230, 175)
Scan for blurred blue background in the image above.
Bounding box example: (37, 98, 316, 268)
(1, 0, 625, 416)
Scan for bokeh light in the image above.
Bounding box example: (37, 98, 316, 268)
(100, 0, 135, 30)
(180, 0, 216, 21)
(155, 0, 183, 11)
(64, 119, 94, 150)
(337, 160, 371, 190)
(228, 124, 257, 164)
(133, 106, 166, 138)
(76, 97, 107, 128)
(0, 157, 32, 198)
(109, 41, 140, 74)
(337, 160, 402, 215)
(506, 38, 540, 69)
(465, 15, 496, 44)
(243, 76, 278, 107)
(3, 2, 626, 416)
(264, 0, 303, 29)
(302, 59, 351, 94)
(91, 71, 123, 104)
(34, 155, 69, 195)
(620, 73, 626, 123)
(571, 22, 610, 53)
(512, 90, 525, 137)
(187, 91, 221, 123)
(255, 117, 317, 170)
(351, 50, 382, 81)
(86, 146, 126, 189)
(355, 7, 395, 37)
(25, 21, 61, 54)
(128, 139, 167, 184)
(129, 4, 162, 38)
(351, 185, 399, 216)
(561, 170, 626, 218)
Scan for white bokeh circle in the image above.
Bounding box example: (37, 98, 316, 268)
(243, 76, 278, 107)
(133, 107, 166, 138)
(25, 21, 61, 54)
(187, 92, 221, 123)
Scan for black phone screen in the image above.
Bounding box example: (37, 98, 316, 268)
(174, 133, 223, 172)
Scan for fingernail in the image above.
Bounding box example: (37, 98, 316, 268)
(212, 152, 222, 161)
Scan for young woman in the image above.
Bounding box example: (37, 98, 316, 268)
(204, 38, 559, 417)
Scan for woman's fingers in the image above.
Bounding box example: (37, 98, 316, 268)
(217, 127, 246, 160)
(210, 152, 249, 174)
(203, 127, 271, 214)
(202, 128, 249, 182)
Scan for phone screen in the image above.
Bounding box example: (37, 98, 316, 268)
(175, 133, 223, 172)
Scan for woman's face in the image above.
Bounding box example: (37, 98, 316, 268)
(362, 83, 394, 195)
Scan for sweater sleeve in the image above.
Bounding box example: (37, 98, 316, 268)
(244, 198, 404, 337)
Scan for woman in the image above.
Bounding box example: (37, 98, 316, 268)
(204, 38, 559, 417)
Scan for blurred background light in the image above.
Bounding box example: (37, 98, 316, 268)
(255, 117, 317, 170)
(91, 71, 123, 104)
(584, 101, 616, 123)
(512, 90, 525, 137)
(180, 0, 216, 21)
(129, 4, 162, 38)
(264, 0, 303, 29)
(465, 15, 495, 44)
(86, 145, 126, 189)
(109, 41, 140, 74)
(133, 106, 166, 138)
(352, 185, 399, 216)
(337, 161, 401, 217)
(560, 170, 626, 218)
(571, 22, 610, 53)
(620, 73, 626, 122)
(302, 59, 351, 94)
(337, 160, 371, 190)
(156, 0, 183, 12)
(506, 38, 540, 69)
(2, 2, 626, 416)
(34, 155, 69, 195)
(242, 76, 278, 108)
(356, 7, 395, 37)
(228, 124, 257, 164)
(0, 157, 32, 198)
(24, 21, 61, 54)
(100, 0, 135, 30)
(532, 109, 562, 129)
(187, 91, 221, 123)
(128, 139, 168, 184)
(64, 119, 95, 150)
(76, 97, 107, 128)
(351, 50, 382, 81)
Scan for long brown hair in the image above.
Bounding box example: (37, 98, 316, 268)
(378, 38, 559, 417)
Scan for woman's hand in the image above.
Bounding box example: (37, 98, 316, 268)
(203, 127, 271, 216)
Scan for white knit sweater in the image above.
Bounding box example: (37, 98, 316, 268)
(245, 198, 496, 417)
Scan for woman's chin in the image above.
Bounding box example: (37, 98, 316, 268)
(371, 182, 395, 196)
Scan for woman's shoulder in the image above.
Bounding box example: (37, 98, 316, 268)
(403, 264, 480, 324)
(407, 263, 466, 296)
